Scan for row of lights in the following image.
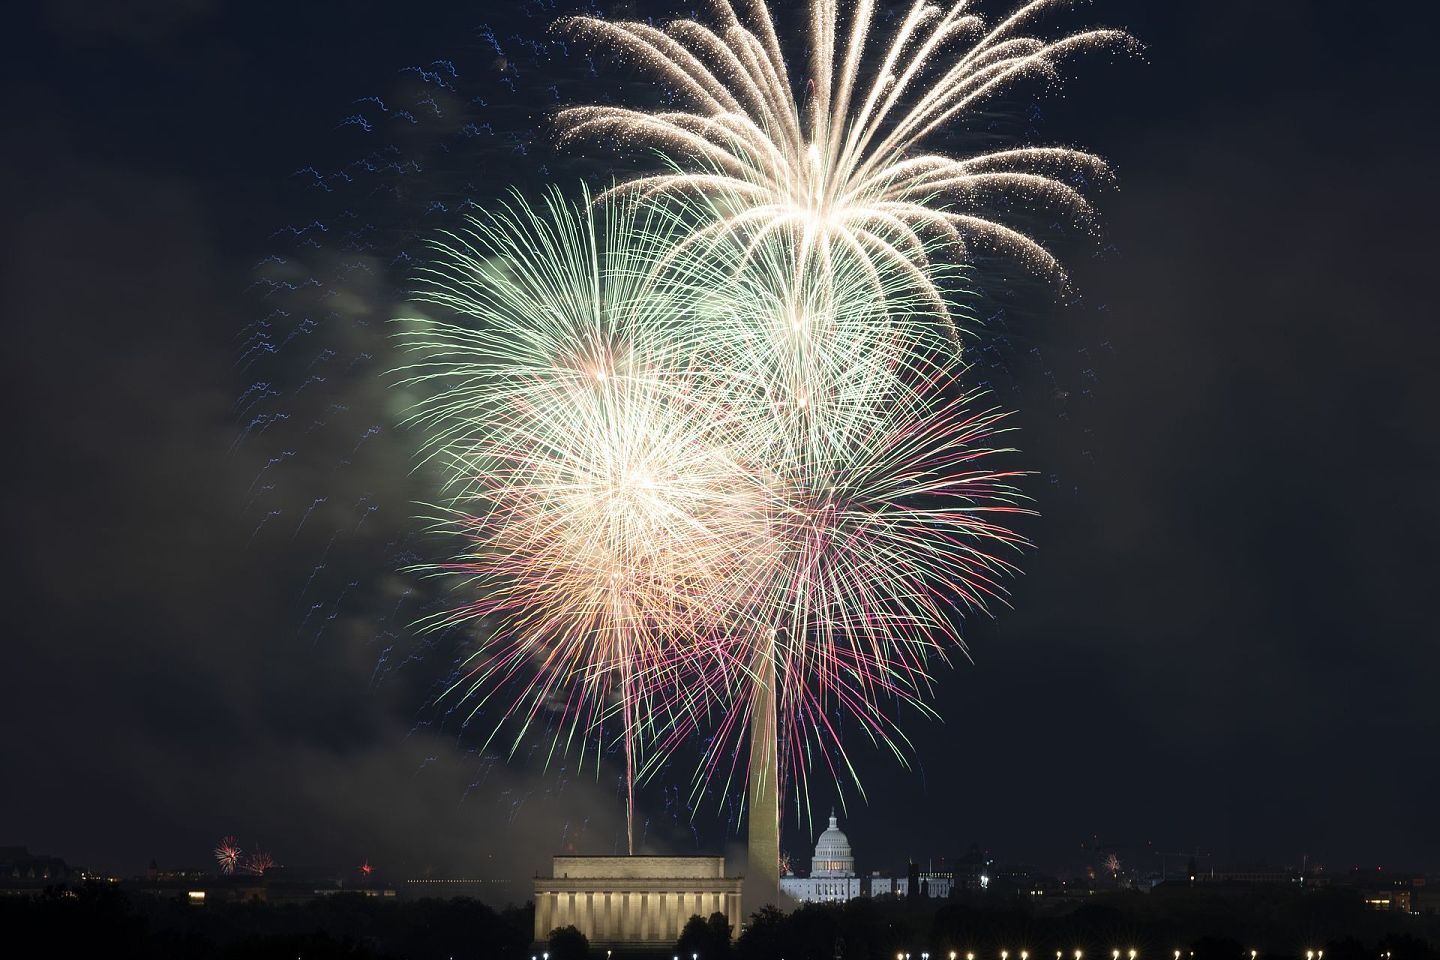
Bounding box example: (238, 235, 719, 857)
(890, 951, 1330, 960)
(540, 946, 1343, 960)
(519, 949, 1350, 960)
(531, 953, 672, 960)
(900, 952, 1122, 960)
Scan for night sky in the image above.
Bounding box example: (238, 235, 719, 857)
(3, 0, 1437, 884)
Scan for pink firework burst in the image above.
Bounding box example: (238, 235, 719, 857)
(243, 851, 274, 876)
(213, 837, 241, 875)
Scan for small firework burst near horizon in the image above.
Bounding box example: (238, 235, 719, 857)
(214, 837, 242, 875)
(243, 851, 275, 876)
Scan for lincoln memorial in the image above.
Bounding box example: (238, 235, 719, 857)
(533, 855, 743, 946)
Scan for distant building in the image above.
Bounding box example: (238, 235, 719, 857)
(133, 875, 268, 904)
(781, 812, 864, 903)
(0, 847, 78, 896)
(779, 812, 964, 904)
(1352, 872, 1427, 913)
(533, 856, 742, 946)
(943, 843, 993, 893)
(129, 862, 395, 905)
(891, 870, 956, 899)
(1215, 869, 1303, 885)
(1417, 877, 1440, 915)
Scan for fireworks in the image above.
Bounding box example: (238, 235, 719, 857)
(396, 187, 778, 853)
(671, 388, 1031, 809)
(643, 226, 1031, 808)
(537, 0, 1133, 837)
(558, 0, 1133, 305)
(243, 851, 275, 876)
(214, 836, 241, 875)
(398, 0, 1128, 859)
(400, 188, 1033, 830)
(215, 837, 275, 876)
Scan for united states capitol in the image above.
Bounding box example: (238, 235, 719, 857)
(780, 811, 964, 904)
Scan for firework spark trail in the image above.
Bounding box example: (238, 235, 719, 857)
(395, 187, 780, 853)
(557, 0, 1134, 307)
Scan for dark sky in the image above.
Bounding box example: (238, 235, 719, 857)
(3, 0, 1437, 885)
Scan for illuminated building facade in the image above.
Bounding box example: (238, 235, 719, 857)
(780, 814, 961, 903)
(780, 813, 864, 903)
(533, 856, 742, 946)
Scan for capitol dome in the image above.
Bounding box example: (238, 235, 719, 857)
(809, 810, 854, 877)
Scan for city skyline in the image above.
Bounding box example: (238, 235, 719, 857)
(9, 810, 1436, 886)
